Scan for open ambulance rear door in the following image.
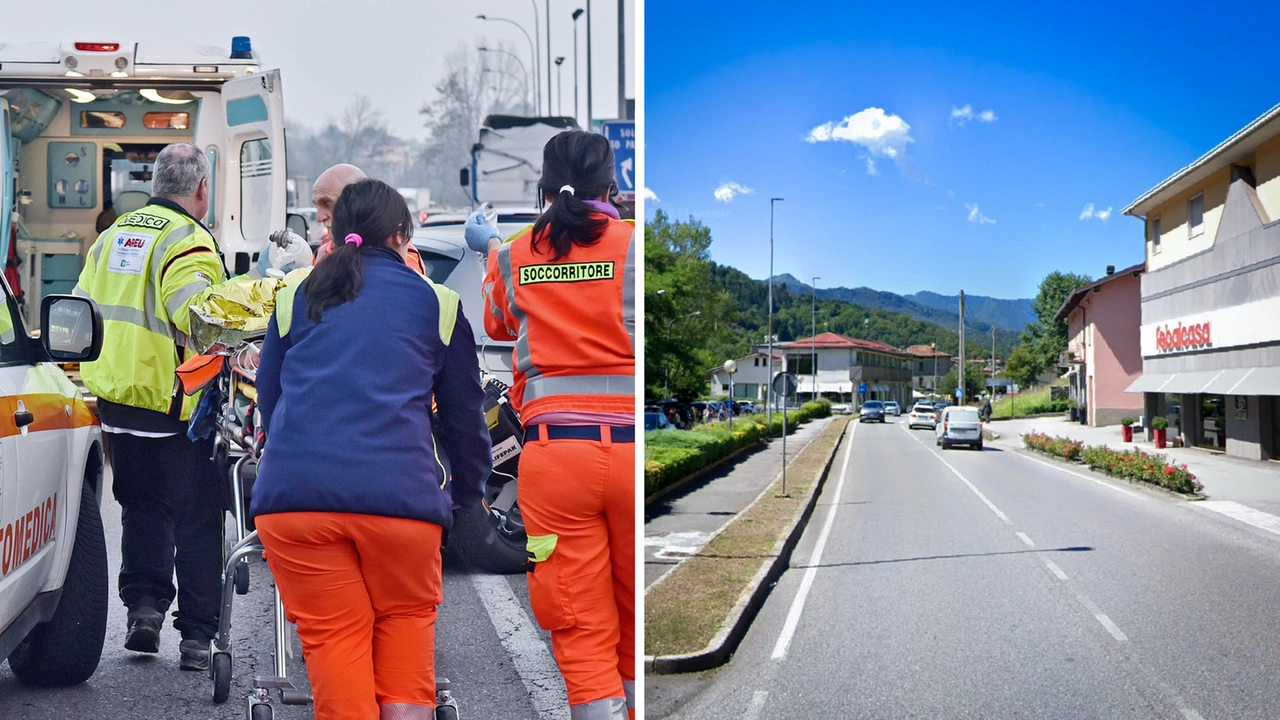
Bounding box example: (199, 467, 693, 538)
(0, 99, 12, 266)
(217, 70, 286, 276)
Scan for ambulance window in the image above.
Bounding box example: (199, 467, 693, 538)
(240, 139, 272, 243)
(143, 112, 190, 130)
(80, 111, 126, 129)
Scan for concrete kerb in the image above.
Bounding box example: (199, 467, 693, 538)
(644, 418, 852, 675)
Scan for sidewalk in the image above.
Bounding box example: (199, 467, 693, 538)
(644, 416, 836, 588)
(989, 416, 1280, 516)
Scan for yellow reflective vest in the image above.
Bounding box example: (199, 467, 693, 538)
(75, 202, 226, 420)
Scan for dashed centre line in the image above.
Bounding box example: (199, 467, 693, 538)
(1016, 531, 1035, 547)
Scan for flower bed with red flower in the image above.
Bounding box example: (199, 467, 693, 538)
(1023, 433, 1202, 494)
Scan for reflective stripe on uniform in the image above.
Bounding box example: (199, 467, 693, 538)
(569, 697, 628, 720)
(72, 285, 89, 299)
(98, 302, 174, 339)
(523, 375, 634, 401)
(164, 278, 210, 319)
(275, 282, 300, 337)
(427, 280, 460, 346)
(621, 230, 635, 353)
(526, 533, 558, 563)
(497, 243, 539, 384)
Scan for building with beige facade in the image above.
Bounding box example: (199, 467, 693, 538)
(1124, 102, 1280, 459)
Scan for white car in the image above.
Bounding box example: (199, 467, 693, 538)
(936, 406, 984, 450)
(907, 403, 938, 430)
(0, 290, 108, 687)
(884, 401, 901, 417)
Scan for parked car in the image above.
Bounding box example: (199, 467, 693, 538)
(936, 406, 984, 450)
(907, 403, 938, 430)
(738, 401, 756, 414)
(831, 403, 853, 415)
(645, 412, 672, 432)
(0, 293, 109, 687)
(859, 400, 886, 423)
(884, 401, 901, 417)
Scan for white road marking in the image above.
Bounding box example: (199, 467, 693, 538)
(1074, 592, 1129, 643)
(1015, 449, 1143, 499)
(771, 421, 858, 661)
(901, 426, 1010, 524)
(1043, 559, 1069, 581)
(471, 574, 569, 720)
(1196, 500, 1280, 536)
(1016, 531, 1035, 547)
(742, 690, 769, 720)
(644, 530, 713, 560)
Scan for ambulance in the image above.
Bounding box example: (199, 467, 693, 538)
(0, 38, 289, 327)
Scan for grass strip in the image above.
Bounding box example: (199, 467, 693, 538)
(644, 416, 852, 658)
(990, 385, 1067, 419)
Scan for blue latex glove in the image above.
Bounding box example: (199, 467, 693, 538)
(465, 211, 500, 253)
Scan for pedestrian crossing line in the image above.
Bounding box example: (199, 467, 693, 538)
(770, 421, 858, 661)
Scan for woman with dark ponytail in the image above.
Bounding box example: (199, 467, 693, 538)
(252, 179, 492, 719)
(467, 130, 636, 720)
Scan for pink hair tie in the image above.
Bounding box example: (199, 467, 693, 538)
(344, 233, 363, 247)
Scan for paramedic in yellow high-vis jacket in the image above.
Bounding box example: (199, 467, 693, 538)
(74, 143, 226, 672)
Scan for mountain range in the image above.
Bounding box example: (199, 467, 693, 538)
(773, 274, 1035, 335)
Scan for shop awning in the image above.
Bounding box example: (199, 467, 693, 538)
(1125, 373, 1175, 393)
(1128, 368, 1280, 396)
(1218, 367, 1280, 396)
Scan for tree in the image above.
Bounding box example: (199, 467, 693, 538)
(1019, 270, 1092, 378)
(937, 366, 985, 404)
(1004, 344, 1039, 390)
(418, 43, 529, 208)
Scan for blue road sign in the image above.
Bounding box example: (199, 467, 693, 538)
(955, 387, 964, 398)
(602, 121, 636, 199)
(859, 382, 868, 393)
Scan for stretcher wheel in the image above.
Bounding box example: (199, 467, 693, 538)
(211, 652, 232, 703)
(435, 705, 459, 720)
(234, 560, 250, 595)
(250, 703, 272, 720)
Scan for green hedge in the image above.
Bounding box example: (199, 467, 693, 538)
(645, 401, 832, 497)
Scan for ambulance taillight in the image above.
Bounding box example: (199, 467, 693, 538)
(73, 42, 120, 52)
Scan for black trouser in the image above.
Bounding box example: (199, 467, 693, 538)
(108, 432, 223, 640)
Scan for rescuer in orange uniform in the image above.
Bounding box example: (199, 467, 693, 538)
(470, 130, 635, 720)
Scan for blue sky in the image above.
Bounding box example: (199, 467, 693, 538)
(643, 1, 1280, 299)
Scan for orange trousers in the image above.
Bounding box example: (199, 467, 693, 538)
(520, 429, 635, 717)
(256, 512, 443, 720)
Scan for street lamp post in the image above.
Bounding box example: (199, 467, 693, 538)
(543, 0, 552, 119)
(555, 57, 565, 115)
(767, 197, 784, 426)
(478, 46, 532, 111)
(477, 15, 539, 114)
(811, 276, 820, 404)
(572, 9, 583, 123)
(724, 359, 738, 430)
(663, 308, 701, 400)
(523, 1, 542, 113)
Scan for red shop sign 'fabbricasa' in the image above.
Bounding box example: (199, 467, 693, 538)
(1155, 321, 1211, 352)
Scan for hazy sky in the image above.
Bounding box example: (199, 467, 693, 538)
(6, 0, 632, 138)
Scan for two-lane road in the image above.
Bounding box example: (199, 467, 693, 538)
(652, 418, 1280, 719)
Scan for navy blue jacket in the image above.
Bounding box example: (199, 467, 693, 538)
(250, 250, 491, 528)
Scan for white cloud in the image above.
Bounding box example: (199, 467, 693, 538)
(805, 107, 914, 175)
(950, 104, 998, 126)
(642, 187, 659, 203)
(966, 202, 997, 225)
(713, 182, 754, 203)
(1079, 203, 1113, 221)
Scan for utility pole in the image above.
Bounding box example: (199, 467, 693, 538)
(932, 340, 938, 401)
(618, 0, 627, 118)
(545, 0, 552, 119)
(586, 0, 593, 130)
(958, 291, 966, 405)
(991, 325, 997, 398)
(812, 276, 820, 404)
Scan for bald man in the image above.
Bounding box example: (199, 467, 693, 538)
(312, 164, 426, 274)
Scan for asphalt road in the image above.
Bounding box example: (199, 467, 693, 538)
(0, 465, 567, 720)
(650, 418, 1280, 719)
